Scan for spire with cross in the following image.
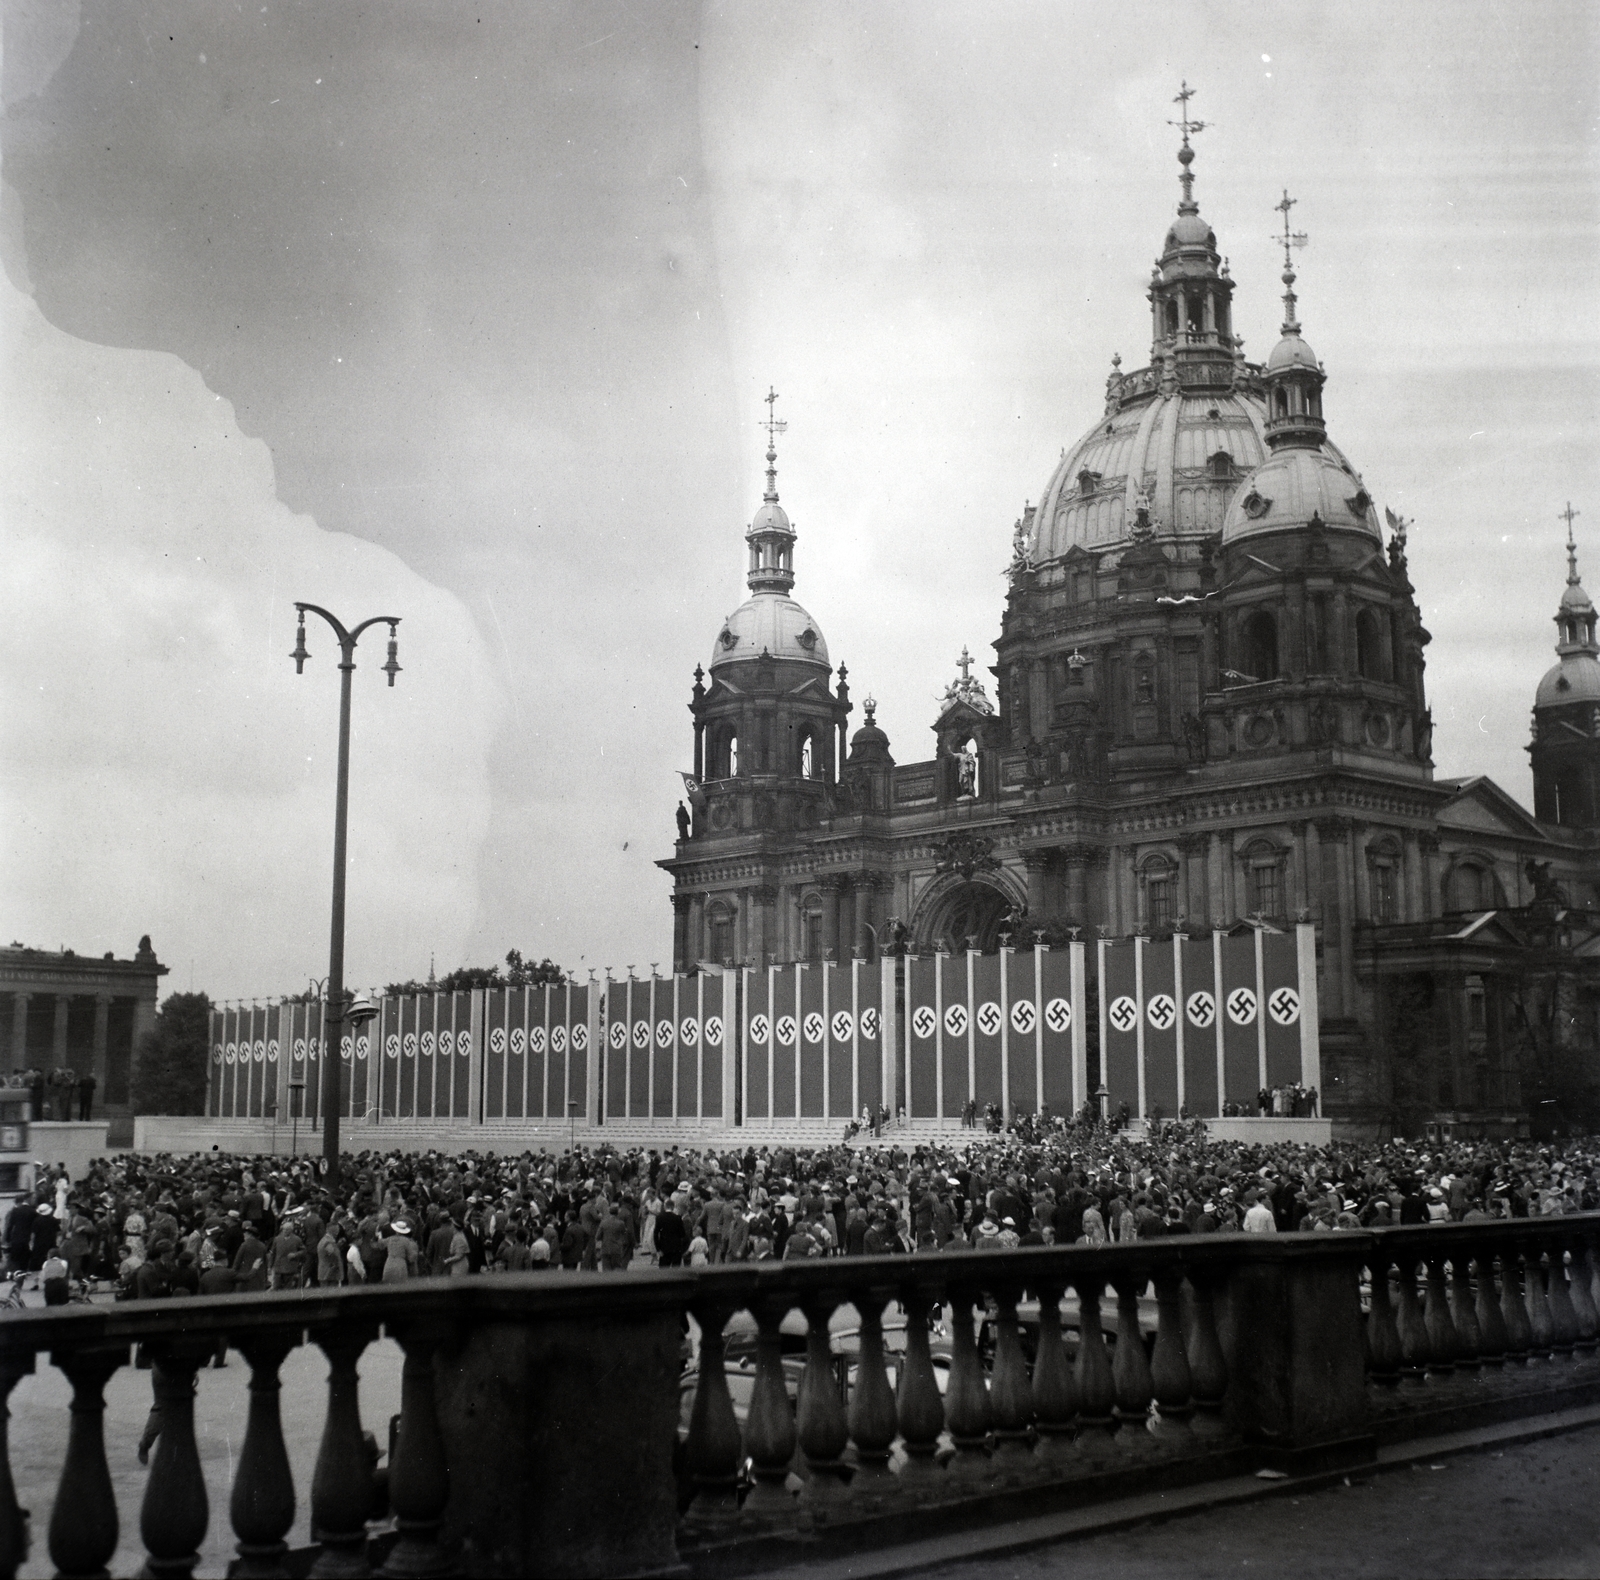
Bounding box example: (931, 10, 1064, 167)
(1167, 80, 1208, 211)
(762, 386, 787, 504)
(1563, 502, 1583, 584)
(1274, 188, 1309, 333)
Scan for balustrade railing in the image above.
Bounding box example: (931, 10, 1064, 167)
(1, 1217, 1597, 1579)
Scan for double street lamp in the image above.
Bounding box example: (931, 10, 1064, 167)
(292, 602, 401, 1175)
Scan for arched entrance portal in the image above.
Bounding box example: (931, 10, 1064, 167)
(914, 879, 1017, 955)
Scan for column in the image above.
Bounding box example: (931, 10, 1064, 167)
(751, 885, 777, 966)
(819, 877, 841, 961)
(1351, 821, 1371, 922)
(1206, 835, 1225, 928)
(9, 995, 26, 1067)
(1314, 816, 1353, 1017)
(836, 878, 857, 960)
(1088, 849, 1111, 930)
(53, 995, 70, 1069)
(1064, 846, 1092, 922)
(1418, 832, 1440, 920)
(1022, 850, 1052, 921)
(92, 995, 110, 1093)
(1304, 819, 1324, 921)
(1105, 844, 1125, 933)
(1402, 829, 1423, 922)
(1289, 821, 1311, 914)
(690, 893, 707, 965)
(672, 895, 692, 975)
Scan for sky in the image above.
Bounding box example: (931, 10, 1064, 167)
(2, 1, 1596, 1003)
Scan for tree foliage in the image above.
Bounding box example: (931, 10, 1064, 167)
(384, 950, 567, 998)
(131, 991, 213, 1115)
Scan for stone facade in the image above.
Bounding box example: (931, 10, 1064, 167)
(661, 135, 1600, 1139)
(0, 936, 166, 1116)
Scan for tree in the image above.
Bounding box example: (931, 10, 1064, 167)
(132, 991, 213, 1115)
(383, 950, 567, 998)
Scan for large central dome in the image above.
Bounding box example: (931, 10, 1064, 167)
(1034, 387, 1270, 559)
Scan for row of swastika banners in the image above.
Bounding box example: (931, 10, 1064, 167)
(208, 986, 595, 1123)
(902, 946, 1088, 1120)
(600, 972, 734, 1121)
(739, 959, 893, 1122)
(1097, 923, 1320, 1116)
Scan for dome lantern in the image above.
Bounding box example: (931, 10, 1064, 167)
(1531, 505, 1600, 827)
(1261, 191, 1327, 453)
(745, 386, 797, 596)
(1146, 81, 1239, 392)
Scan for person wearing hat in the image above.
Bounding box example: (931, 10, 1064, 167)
(380, 1219, 419, 1283)
(28, 1201, 59, 1271)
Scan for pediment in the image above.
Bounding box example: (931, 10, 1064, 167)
(1436, 776, 1547, 841)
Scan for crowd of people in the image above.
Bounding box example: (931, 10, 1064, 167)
(2, 1067, 95, 1121)
(4, 1119, 1597, 1305)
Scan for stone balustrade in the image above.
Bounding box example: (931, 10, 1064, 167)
(1, 1218, 1597, 1578)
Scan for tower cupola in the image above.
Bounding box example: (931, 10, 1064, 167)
(1146, 82, 1239, 393)
(745, 385, 796, 595)
(1531, 505, 1600, 826)
(1261, 190, 1327, 452)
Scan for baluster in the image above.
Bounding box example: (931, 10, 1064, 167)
(310, 1324, 378, 1579)
(845, 1287, 900, 1504)
(0, 1354, 33, 1580)
(1422, 1253, 1458, 1375)
(943, 1287, 992, 1477)
(381, 1320, 452, 1576)
(1544, 1247, 1580, 1358)
(1148, 1266, 1194, 1453)
(892, 1287, 946, 1490)
(229, 1333, 299, 1580)
(683, 1297, 743, 1526)
(1183, 1266, 1229, 1441)
(1524, 1247, 1556, 1360)
(1446, 1255, 1481, 1369)
(49, 1344, 125, 1579)
(1473, 1252, 1509, 1367)
(1364, 1255, 1402, 1386)
(140, 1339, 212, 1580)
(1111, 1269, 1156, 1454)
(1029, 1281, 1077, 1466)
(1569, 1240, 1600, 1355)
(1395, 1255, 1429, 1381)
(987, 1284, 1033, 1476)
(1072, 1273, 1118, 1465)
(1499, 1252, 1533, 1363)
(742, 1296, 797, 1514)
(796, 1294, 849, 1509)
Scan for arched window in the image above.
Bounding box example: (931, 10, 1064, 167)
(1447, 861, 1501, 912)
(1274, 388, 1289, 418)
(1241, 610, 1279, 681)
(1355, 608, 1389, 681)
(1207, 450, 1236, 481)
(726, 732, 739, 778)
(708, 904, 736, 965)
(1134, 653, 1156, 704)
(799, 733, 814, 779)
(1242, 840, 1284, 918)
(1164, 300, 1179, 339)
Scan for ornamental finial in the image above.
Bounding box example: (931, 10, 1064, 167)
(1274, 188, 1310, 334)
(1562, 501, 1583, 585)
(1168, 80, 1208, 212)
(761, 386, 786, 503)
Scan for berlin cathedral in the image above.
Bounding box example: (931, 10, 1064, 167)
(661, 101, 1600, 1140)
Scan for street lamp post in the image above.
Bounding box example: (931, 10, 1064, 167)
(292, 602, 401, 1176)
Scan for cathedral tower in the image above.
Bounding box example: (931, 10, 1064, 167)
(1530, 509, 1600, 826)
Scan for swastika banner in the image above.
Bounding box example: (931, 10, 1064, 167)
(1099, 938, 1139, 1116)
(1180, 936, 1220, 1117)
(1142, 938, 1180, 1118)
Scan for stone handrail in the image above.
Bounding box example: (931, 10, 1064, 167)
(2, 1217, 1598, 1577)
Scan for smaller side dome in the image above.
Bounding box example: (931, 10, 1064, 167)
(748, 500, 791, 535)
(1222, 447, 1381, 545)
(1266, 332, 1320, 373)
(847, 697, 893, 764)
(710, 594, 830, 672)
(1536, 655, 1600, 708)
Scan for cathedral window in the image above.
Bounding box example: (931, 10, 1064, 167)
(1274, 389, 1288, 418)
(708, 907, 736, 965)
(1207, 451, 1235, 481)
(1447, 862, 1498, 912)
(1164, 300, 1179, 339)
(1140, 854, 1177, 931)
(803, 909, 823, 963)
(723, 731, 739, 778)
(1241, 610, 1279, 681)
(1355, 608, 1389, 682)
(1248, 862, 1281, 918)
(799, 732, 815, 779)
(1372, 859, 1397, 921)
(1134, 654, 1156, 704)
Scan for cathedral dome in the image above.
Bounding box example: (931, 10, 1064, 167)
(1221, 445, 1381, 545)
(1265, 332, 1320, 373)
(1032, 389, 1271, 559)
(710, 593, 830, 672)
(1536, 654, 1600, 709)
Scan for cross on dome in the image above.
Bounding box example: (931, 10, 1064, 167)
(1167, 80, 1209, 212)
(1273, 188, 1310, 334)
(956, 645, 974, 682)
(1563, 501, 1583, 584)
(761, 386, 787, 503)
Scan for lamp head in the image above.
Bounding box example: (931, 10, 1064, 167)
(291, 608, 310, 674)
(345, 992, 381, 1027)
(383, 622, 401, 687)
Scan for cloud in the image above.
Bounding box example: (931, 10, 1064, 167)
(0, 264, 503, 998)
